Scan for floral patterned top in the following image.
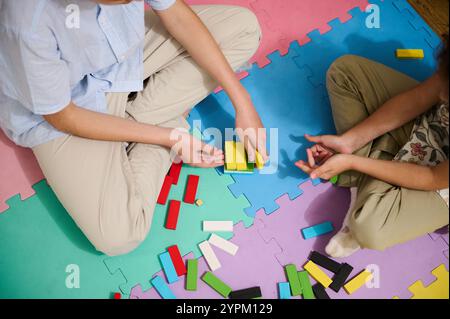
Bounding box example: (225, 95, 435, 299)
(394, 103, 449, 206)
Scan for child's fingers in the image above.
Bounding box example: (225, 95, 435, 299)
(295, 160, 313, 174)
(305, 134, 322, 144)
(306, 148, 316, 167)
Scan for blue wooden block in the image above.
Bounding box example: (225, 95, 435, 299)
(278, 282, 292, 299)
(151, 276, 176, 299)
(159, 251, 179, 284)
(301, 222, 334, 239)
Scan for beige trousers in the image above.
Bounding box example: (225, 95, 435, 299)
(327, 55, 449, 251)
(32, 6, 261, 256)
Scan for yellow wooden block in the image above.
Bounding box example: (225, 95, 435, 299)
(225, 141, 236, 171)
(255, 151, 265, 170)
(344, 270, 373, 295)
(235, 142, 248, 171)
(195, 199, 204, 207)
(396, 49, 424, 59)
(304, 261, 333, 288)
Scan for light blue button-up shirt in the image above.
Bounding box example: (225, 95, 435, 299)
(0, 0, 176, 148)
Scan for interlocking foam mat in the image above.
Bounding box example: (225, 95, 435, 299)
(0, 0, 448, 299)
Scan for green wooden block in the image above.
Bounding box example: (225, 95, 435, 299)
(202, 272, 232, 298)
(285, 264, 302, 296)
(186, 259, 198, 291)
(298, 271, 315, 299)
(330, 175, 339, 185)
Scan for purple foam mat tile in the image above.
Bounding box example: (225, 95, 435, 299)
(254, 181, 448, 299)
(131, 220, 287, 299)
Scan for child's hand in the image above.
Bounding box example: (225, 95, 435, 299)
(305, 134, 355, 155)
(170, 130, 224, 168)
(296, 154, 355, 180)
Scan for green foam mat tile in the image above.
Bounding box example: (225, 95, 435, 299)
(0, 180, 126, 299)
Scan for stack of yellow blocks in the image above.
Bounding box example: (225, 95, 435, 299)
(224, 141, 264, 174)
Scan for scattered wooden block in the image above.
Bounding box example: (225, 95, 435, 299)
(309, 251, 342, 274)
(186, 259, 198, 291)
(304, 261, 333, 288)
(159, 251, 179, 284)
(195, 199, 204, 207)
(157, 175, 173, 205)
(330, 263, 354, 293)
(151, 276, 176, 299)
(330, 175, 339, 185)
(208, 234, 239, 256)
(184, 175, 200, 204)
(298, 271, 315, 299)
(168, 161, 183, 185)
(168, 245, 186, 276)
(202, 272, 232, 298)
(285, 264, 302, 296)
(165, 200, 181, 230)
(301, 222, 334, 239)
(312, 283, 330, 300)
(198, 241, 221, 271)
(203, 221, 233, 232)
(229, 287, 262, 299)
(344, 269, 373, 295)
(396, 49, 424, 59)
(278, 282, 292, 299)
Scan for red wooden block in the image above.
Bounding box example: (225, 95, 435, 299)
(168, 245, 187, 276)
(165, 200, 181, 230)
(157, 175, 173, 205)
(168, 161, 183, 185)
(114, 292, 122, 299)
(184, 175, 199, 204)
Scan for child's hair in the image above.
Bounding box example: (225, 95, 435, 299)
(438, 34, 449, 83)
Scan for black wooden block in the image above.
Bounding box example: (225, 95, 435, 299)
(309, 251, 342, 274)
(312, 283, 330, 299)
(229, 287, 262, 299)
(329, 263, 354, 293)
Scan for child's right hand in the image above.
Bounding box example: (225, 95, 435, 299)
(295, 134, 355, 177)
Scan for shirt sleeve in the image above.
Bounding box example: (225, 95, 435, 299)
(0, 29, 71, 115)
(145, 0, 176, 11)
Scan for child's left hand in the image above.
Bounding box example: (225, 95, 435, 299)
(296, 153, 355, 180)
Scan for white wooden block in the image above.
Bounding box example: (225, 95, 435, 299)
(203, 221, 233, 232)
(208, 234, 239, 256)
(198, 241, 221, 271)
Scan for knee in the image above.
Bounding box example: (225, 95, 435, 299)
(93, 214, 151, 257)
(234, 7, 262, 50)
(326, 55, 362, 83)
(95, 229, 149, 257)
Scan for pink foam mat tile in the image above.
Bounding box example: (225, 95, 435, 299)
(186, 0, 369, 67)
(0, 131, 44, 212)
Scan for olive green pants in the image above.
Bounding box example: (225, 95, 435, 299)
(327, 55, 449, 251)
